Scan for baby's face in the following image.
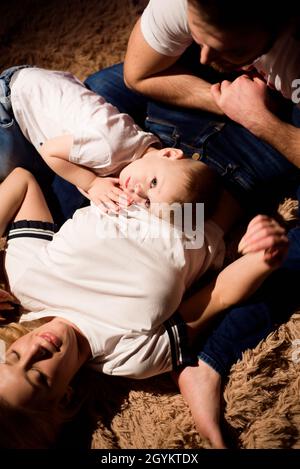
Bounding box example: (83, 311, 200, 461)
(119, 147, 188, 212)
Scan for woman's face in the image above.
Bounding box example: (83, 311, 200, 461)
(0, 318, 90, 408)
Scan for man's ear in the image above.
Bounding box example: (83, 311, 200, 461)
(160, 148, 184, 160)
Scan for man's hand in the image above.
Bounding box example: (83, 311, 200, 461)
(211, 75, 271, 133)
(238, 215, 289, 267)
(78, 177, 132, 212)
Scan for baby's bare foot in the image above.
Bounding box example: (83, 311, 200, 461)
(174, 360, 226, 448)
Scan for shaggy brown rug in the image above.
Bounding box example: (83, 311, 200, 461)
(1, 0, 300, 449)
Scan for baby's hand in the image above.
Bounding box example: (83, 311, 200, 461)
(79, 177, 132, 212)
(238, 215, 289, 267)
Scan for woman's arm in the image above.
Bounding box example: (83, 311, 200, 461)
(179, 215, 288, 335)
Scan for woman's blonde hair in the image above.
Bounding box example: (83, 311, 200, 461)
(0, 320, 39, 346)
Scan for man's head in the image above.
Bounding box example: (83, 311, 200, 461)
(187, 0, 295, 71)
(119, 146, 219, 217)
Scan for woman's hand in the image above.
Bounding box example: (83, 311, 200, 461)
(0, 288, 20, 323)
(238, 214, 289, 267)
(0, 288, 19, 311)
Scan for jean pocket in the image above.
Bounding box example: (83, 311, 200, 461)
(205, 155, 254, 192)
(0, 118, 14, 128)
(198, 121, 226, 151)
(145, 117, 180, 147)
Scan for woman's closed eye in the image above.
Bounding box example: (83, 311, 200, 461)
(6, 350, 20, 362)
(28, 368, 50, 388)
(6, 350, 50, 387)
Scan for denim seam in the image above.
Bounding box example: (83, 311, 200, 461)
(0, 120, 14, 128)
(197, 351, 226, 377)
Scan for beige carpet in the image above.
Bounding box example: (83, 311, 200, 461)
(1, 0, 300, 449)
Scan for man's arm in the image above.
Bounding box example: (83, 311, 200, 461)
(40, 135, 126, 210)
(124, 19, 223, 114)
(179, 215, 288, 336)
(211, 75, 300, 168)
(253, 113, 300, 169)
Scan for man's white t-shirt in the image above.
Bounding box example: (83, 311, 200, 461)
(252, 28, 300, 104)
(6, 205, 225, 378)
(10, 68, 160, 175)
(141, 0, 300, 105)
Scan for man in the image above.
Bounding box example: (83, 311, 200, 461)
(86, 0, 300, 216)
(124, 0, 300, 168)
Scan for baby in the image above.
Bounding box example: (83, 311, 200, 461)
(1, 66, 218, 218)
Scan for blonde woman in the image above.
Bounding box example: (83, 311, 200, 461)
(0, 166, 289, 448)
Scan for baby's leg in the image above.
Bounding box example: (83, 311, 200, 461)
(0, 167, 53, 236)
(173, 361, 225, 449)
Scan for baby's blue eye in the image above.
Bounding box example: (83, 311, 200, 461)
(150, 178, 157, 188)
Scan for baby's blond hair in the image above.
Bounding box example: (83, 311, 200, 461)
(172, 158, 220, 219)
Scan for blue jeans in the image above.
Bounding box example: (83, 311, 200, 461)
(0, 66, 87, 225)
(85, 63, 300, 215)
(198, 211, 300, 376)
(85, 63, 300, 376)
